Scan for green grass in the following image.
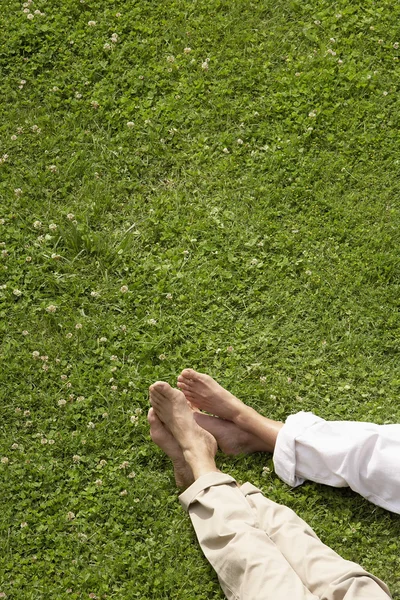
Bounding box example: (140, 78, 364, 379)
(1, 0, 400, 597)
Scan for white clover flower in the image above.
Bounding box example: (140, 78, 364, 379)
(66, 213, 75, 220)
(58, 399, 67, 407)
(20, 521, 28, 528)
(147, 318, 157, 325)
(201, 61, 209, 70)
(27, 13, 34, 19)
(338, 59, 343, 65)
(103, 43, 112, 50)
(383, 91, 388, 96)
(119, 461, 129, 469)
(130, 415, 138, 424)
(46, 304, 57, 313)
(110, 355, 118, 361)
(120, 285, 128, 293)
(51, 253, 61, 260)
(166, 293, 173, 300)
(167, 55, 175, 63)
(394, 42, 399, 49)
(222, 147, 229, 154)
(120, 489, 128, 496)
(158, 354, 166, 361)
(76, 396, 84, 402)
(308, 111, 317, 118)
(11, 443, 19, 450)
(95, 479, 102, 486)
(91, 101, 99, 109)
(73, 455, 81, 463)
(116, 12, 121, 17)
(33, 220, 42, 229)
(67, 511, 75, 520)
(14, 188, 22, 195)
(111, 33, 118, 43)
(11, 135, 17, 141)
(75, 92, 82, 99)
(88, 20, 96, 26)
(127, 121, 134, 128)
(48, 165, 57, 173)
(48, 439, 55, 445)
(90, 290, 99, 297)
(75, 323, 82, 329)
(99, 337, 107, 342)
(184, 47, 191, 54)
(41, 438, 47, 444)
(22, 330, 29, 336)
(237, 139, 243, 145)
(128, 471, 136, 479)
(13, 289, 22, 296)
(1, 457, 9, 464)
(66, 332, 73, 339)
(87, 421, 95, 429)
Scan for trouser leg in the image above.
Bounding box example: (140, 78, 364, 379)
(240, 482, 392, 600)
(273, 411, 400, 514)
(179, 472, 318, 600)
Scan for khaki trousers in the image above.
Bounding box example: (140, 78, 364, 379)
(179, 472, 392, 600)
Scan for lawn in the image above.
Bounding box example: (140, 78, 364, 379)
(1, 0, 400, 598)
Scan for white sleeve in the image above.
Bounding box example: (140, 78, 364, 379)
(273, 411, 400, 514)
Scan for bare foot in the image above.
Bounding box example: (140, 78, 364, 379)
(194, 413, 271, 455)
(148, 408, 193, 489)
(177, 369, 245, 421)
(149, 381, 218, 479)
(178, 369, 284, 453)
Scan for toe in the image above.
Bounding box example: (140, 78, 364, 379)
(177, 381, 189, 390)
(180, 368, 196, 380)
(152, 381, 172, 395)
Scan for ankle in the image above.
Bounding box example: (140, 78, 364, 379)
(183, 449, 217, 480)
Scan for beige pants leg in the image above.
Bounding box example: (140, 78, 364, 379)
(241, 482, 391, 600)
(179, 473, 391, 600)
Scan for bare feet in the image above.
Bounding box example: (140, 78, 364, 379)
(177, 369, 284, 453)
(148, 408, 193, 489)
(177, 369, 245, 421)
(149, 381, 218, 480)
(193, 413, 271, 455)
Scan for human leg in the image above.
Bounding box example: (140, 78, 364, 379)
(273, 411, 400, 514)
(149, 382, 316, 600)
(149, 381, 392, 600)
(239, 482, 392, 599)
(178, 369, 400, 514)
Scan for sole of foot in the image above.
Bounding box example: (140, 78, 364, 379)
(177, 369, 245, 422)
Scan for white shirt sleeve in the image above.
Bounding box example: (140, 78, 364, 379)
(273, 411, 400, 514)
